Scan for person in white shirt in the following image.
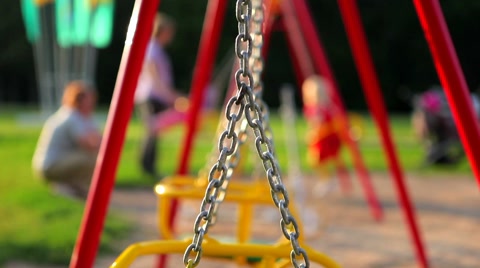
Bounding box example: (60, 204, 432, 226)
(32, 81, 101, 198)
(135, 13, 181, 179)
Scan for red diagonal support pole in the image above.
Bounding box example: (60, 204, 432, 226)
(279, 0, 315, 79)
(413, 0, 480, 186)
(159, 0, 228, 267)
(281, 18, 307, 88)
(69, 0, 160, 267)
(290, 0, 383, 221)
(337, 1, 428, 267)
(262, 0, 276, 62)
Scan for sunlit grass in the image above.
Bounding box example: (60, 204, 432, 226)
(0, 106, 471, 265)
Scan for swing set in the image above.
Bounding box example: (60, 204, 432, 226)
(68, 0, 480, 267)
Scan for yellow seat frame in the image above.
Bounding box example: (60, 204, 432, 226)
(155, 175, 301, 244)
(110, 237, 340, 268)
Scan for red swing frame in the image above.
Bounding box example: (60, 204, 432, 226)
(69, 1, 480, 268)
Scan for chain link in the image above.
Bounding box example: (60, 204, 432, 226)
(183, 0, 309, 267)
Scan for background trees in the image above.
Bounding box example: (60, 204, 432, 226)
(1, 0, 479, 111)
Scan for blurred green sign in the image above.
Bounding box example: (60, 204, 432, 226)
(89, 1, 114, 48)
(55, 0, 74, 47)
(21, 0, 114, 47)
(21, 0, 41, 43)
(55, 0, 114, 47)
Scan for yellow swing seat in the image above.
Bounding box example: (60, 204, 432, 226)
(110, 236, 341, 268)
(155, 175, 301, 241)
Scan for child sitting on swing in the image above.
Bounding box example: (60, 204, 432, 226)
(302, 75, 342, 180)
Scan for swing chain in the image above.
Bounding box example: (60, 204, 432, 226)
(211, 0, 266, 224)
(183, 1, 254, 266)
(184, 0, 309, 267)
(183, 94, 246, 267)
(209, 108, 249, 226)
(250, 0, 276, 157)
(242, 1, 309, 267)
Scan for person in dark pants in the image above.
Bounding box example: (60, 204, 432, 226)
(135, 13, 180, 179)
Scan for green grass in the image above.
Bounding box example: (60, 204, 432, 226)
(115, 108, 472, 185)
(0, 108, 130, 266)
(0, 106, 472, 266)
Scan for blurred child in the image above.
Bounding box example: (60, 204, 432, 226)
(302, 75, 342, 179)
(411, 86, 480, 165)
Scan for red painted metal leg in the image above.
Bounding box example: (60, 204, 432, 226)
(262, 0, 275, 63)
(290, 0, 382, 221)
(281, 19, 305, 88)
(69, 1, 160, 267)
(279, 0, 315, 80)
(158, 0, 228, 267)
(337, 1, 429, 267)
(413, 0, 480, 187)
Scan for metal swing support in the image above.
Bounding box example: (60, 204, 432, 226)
(69, 0, 161, 267)
(336, 1, 429, 267)
(69, 0, 480, 267)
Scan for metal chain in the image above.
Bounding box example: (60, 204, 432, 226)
(183, 1, 253, 266)
(250, 0, 277, 162)
(183, 0, 309, 267)
(242, 1, 310, 267)
(182, 95, 246, 268)
(209, 115, 249, 225)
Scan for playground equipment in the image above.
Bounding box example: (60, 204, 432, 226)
(68, 0, 480, 267)
(111, 238, 339, 268)
(154, 2, 337, 267)
(117, 0, 338, 267)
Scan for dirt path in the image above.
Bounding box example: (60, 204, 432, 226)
(95, 173, 480, 268)
(7, 173, 480, 267)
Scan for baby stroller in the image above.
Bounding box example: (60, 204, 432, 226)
(412, 88, 464, 165)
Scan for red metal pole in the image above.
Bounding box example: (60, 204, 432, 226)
(158, 0, 228, 267)
(281, 17, 306, 88)
(413, 0, 480, 186)
(262, 0, 275, 61)
(290, 0, 382, 221)
(69, 0, 159, 267)
(337, 1, 429, 267)
(279, 0, 315, 80)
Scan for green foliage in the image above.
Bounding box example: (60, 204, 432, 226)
(4, 1, 480, 111)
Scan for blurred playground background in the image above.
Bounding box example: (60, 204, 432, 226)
(1, 0, 480, 267)
(0, 109, 474, 266)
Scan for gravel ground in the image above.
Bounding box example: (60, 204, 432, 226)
(7, 173, 480, 268)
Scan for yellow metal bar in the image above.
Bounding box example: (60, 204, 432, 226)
(237, 203, 253, 243)
(157, 196, 175, 239)
(155, 176, 310, 243)
(235, 203, 254, 265)
(111, 239, 341, 268)
(155, 183, 273, 204)
(156, 176, 270, 192)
